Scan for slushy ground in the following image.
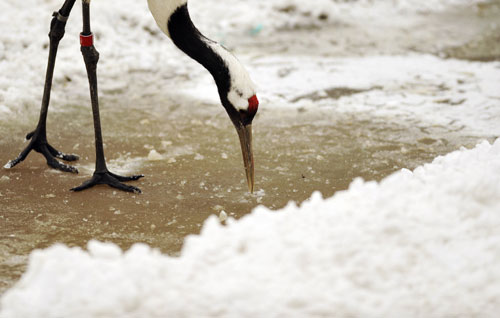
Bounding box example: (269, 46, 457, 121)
(1, 0, 500, 295)
(0, 105, 485, 293)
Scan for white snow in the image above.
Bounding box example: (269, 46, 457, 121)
(2, 1, 496, 135)
(189, 0, 487, 33)
(2, 138, 500, 317)
(254, 54, 500, 136)
(2, 0, 500, 316)
(147, 149, 164, 161)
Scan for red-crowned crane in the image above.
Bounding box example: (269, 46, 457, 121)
(5, 0, 259, 194)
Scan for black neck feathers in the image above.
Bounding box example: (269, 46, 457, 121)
(168, 4, 231, 104)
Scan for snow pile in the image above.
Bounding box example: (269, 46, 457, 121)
(2, 139, 500, 317)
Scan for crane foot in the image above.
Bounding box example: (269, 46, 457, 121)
(4, 130, 79, 173)
(71, 171, 144, 193)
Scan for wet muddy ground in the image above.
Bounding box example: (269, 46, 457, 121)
(1, 1, 500, 294)
(0, 105, 486, 293)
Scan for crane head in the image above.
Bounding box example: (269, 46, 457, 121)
(147, 0, 259, 193)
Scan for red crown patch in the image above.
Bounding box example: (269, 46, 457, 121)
(248, 95, 259, 115)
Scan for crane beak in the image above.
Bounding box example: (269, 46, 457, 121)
(236, 124, 254, 193)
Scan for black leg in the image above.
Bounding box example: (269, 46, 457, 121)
(71, 1, 143, 193)
(4, 0, 79, 173)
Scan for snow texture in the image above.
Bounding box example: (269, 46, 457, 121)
(1, 0, 498, 135)
(2, 138, 500, 318)
(1, 0, 500, 316)
(256, 54, 500, 135)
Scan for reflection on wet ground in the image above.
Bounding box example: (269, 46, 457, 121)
(0, 99, 486, 293)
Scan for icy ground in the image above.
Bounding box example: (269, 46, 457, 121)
(1, 0, 500, 316)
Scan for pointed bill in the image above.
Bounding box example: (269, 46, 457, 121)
(236, 124, 254, 193)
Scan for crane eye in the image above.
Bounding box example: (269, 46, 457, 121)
(238, 95, 258, 125)
(248, 95, 259, 115)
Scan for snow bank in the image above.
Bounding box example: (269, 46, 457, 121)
(2, 139, 500, 317)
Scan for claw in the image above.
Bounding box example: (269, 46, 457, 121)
(109, 171, 144, 182)
(4, 148, 32, 170)
(26, 132, 35, 141)
(46, 156, 79, 173)
(38, 144, 78, 173)
(71, 171, 142, 193)
(6, 129, 80, 173)
(47, 144, 79, 162)
(70, 178, 95, 192)
(4, 160, 15, 169)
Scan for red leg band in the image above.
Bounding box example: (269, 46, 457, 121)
(80, 33, 93, 47)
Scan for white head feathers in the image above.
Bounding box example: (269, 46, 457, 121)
(206, 42, 257, 111)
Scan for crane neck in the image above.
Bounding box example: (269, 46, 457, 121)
(148, 0, 257, 114)
(167, 4, 231, 104)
